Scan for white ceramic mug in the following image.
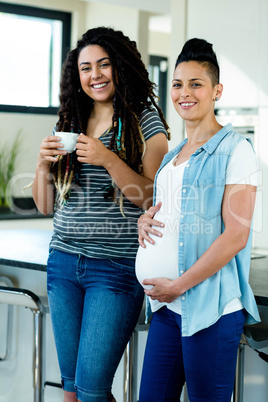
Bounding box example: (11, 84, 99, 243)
(56, 132, 80, 153)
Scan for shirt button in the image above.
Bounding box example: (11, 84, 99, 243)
(182, 296, 186, 300)
(186, 164, 190, 168)
(179, 242, 183, 247)
(180, 270, 184, 274)
(181, 214, 184, 219)
(182, 189, 186, 193)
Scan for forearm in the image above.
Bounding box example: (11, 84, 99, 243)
(173, 228, 249, 296)
(32, 160, 55, 215)
(104, 152, 154, 209)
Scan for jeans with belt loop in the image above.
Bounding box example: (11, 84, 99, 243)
(47, 248, 144, 402)
(139, 306, 246, 402)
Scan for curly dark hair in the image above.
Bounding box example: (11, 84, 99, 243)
(52, 26, 170, 207)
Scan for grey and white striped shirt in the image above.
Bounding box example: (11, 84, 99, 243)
(50, 107, 168, 259)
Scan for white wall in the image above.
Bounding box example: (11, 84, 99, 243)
(255, 0, 268, 251)
(1, 113, 58, 198)
(186, 0, 268, 252)
(166, 0, 188, 150)
(85, 2, 150, 65)
(149, 31, 170, 58)
(187, 0, 261, 108)
(84, 0, 171, 14)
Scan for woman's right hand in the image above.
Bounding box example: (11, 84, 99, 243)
(138, 202, 165, 248)
(38, 135, 67, 166)
(33, 135, 66, 215)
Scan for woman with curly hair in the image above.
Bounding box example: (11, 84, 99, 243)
(32, 27, 169, 402)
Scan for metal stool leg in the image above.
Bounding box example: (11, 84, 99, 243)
(234, 343, 245, 402)
(0, 286, 46, 402)
(33, 310, 44, 402)
(123, 334, 134, 402)
(0, 277, 14, 362)
(183, 384, 189, 402)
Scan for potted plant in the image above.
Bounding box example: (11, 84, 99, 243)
(0, 131, 22, 212)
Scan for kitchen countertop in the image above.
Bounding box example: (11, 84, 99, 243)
(0, 210, 53, 220)
(0, 229, 267, 304)
(0, 229, 52, 271)
(248, 255, 268, 305)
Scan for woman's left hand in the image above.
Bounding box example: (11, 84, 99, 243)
(76, 134, 112, 166)
(143, 277, 181, 303)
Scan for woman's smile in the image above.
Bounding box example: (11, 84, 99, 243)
(91, 82, 109, 89)
(179, 102, 197, 109)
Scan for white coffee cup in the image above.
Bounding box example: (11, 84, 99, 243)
(56, 132, 80, 153)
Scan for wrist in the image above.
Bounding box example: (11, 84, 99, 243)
(103, 150, 119, 171)
(36, 154, 51, 169)
(35, 159, 52, 179)
(172, 277, 185, 298)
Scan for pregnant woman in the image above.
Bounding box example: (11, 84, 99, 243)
(136, 38, 260, 402)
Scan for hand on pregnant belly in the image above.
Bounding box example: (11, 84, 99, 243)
(143, 277, 180, 303)
(138, 202, 164, 248)
(135, 223, 180, 302)
(136, 201, 181, 302)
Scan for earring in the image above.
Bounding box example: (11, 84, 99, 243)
(78, 88, 81, 93)
(215, 97, 219, 101)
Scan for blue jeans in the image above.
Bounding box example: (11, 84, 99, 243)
(139, 306, 246, 402)
(47, 249, 144, 402)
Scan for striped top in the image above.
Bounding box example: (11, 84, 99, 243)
(50, 107, 168, 259)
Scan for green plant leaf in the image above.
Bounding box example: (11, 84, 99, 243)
(0, 130, 23, 206)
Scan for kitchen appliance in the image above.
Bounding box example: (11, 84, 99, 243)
(215, 107, 258, 145)
(215, 107, 261, 254)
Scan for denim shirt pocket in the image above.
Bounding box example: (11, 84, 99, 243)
(194, 178, 225, 220)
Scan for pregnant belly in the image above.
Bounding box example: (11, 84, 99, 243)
(135, 227, 179, 290)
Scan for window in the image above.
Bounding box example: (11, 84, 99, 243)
(0, 3, 71, 114)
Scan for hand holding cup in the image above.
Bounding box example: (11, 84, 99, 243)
(56, 132, 80, 153)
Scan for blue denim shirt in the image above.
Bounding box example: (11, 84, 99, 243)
(146, 124, 260, 337)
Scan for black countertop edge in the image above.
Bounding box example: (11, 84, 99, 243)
(0, 258, 47, 272)
(0, 213, 53, 220)
(255, 296, 268, 306)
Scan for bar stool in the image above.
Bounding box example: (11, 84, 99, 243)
(0, 283, 48, 402)
(123, 298, 150, 402)
(234, 304, 268, 402)
(0, 276, 14, 362)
